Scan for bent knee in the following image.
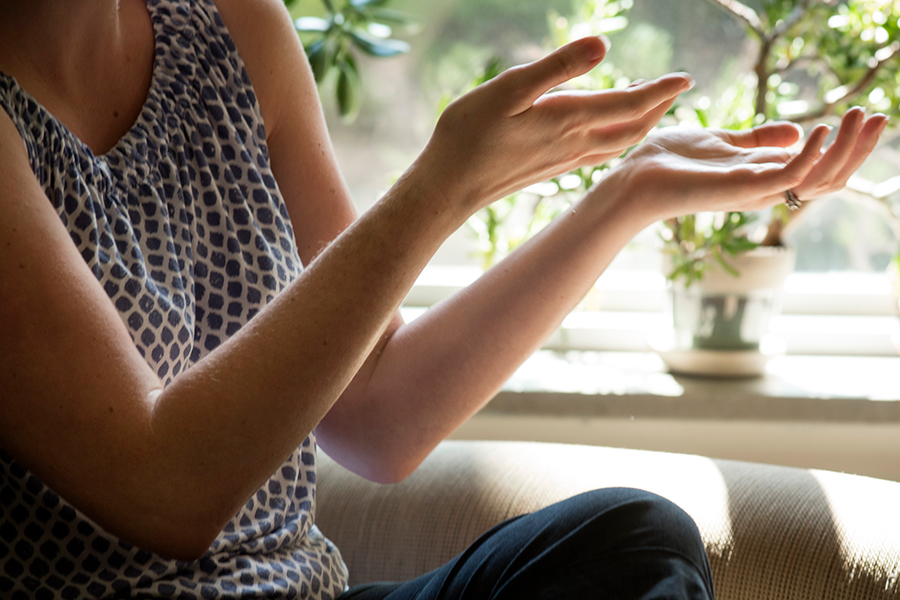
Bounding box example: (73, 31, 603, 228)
(565, 488, 709, 565)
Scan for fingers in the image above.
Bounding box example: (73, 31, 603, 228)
(495, 36, 609, 115)
(793, 107, 864, 196)
(789, 110, 888, 199)
(726, 124, 830, 201)
(717, 121, 803, 149)
(763, 124, 832, 192)
(825, 113, 888, 190)
(552, 73, 692, 128)
(583, 94, 680, 157)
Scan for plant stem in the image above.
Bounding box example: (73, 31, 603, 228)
(755, 37, 772, 117)
(791, 42, 900, 122)
(702, 0, 763, 36)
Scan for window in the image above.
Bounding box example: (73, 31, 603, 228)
(292, 0, 900, 358)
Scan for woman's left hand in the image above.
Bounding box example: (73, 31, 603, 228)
(608, 110, 888, 223)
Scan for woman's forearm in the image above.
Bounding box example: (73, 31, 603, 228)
(318, 113, 864, 481)
(316, 168, 648, 480)
(143, 168, 470, 552)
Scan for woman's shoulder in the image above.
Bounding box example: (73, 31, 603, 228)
(205, 0, 305, 139)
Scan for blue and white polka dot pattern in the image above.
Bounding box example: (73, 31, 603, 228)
(0, 0, 347, 597)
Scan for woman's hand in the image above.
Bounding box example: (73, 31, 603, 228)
(790, 107, 888, 202)
(606, 110, 887, 224)
(415, 36, 694, 213)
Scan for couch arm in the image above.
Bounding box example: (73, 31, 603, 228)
(316, 440, 900, 599)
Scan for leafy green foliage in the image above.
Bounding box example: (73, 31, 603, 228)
(286, 0, 415, 121)
(757, 0, 900, 121)
(664, 0, 900, 286)
(467, 168, 604, 269)
(661, 212, 760, 287)
(683, 0, 900, 125)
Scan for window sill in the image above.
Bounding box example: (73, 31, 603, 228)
(402, 265, 900, 423)
(484, 350, 900, 424)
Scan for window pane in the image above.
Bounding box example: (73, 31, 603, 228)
(295, 0, 899, 277)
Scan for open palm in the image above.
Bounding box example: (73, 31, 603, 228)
(617, 109, 888, 222)
(618, 122, 828, 220)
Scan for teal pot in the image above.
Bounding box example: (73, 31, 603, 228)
(656, 247, 795, 376)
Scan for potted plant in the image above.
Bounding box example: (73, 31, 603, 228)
(657, 0, 900, 375)
(286, 0, 416, 121)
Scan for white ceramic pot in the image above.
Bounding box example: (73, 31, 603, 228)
(655, 246, 795, 377)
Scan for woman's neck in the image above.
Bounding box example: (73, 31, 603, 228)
(0, 0, 155, 155)
(0, 1, 123, 91)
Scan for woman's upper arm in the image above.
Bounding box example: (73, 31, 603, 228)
(0, 110, 171, 544)
(213, 0, 360, 265)
(212, 0, 407, 447)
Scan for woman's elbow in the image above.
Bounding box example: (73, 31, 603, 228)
(317, 430, 426, 484)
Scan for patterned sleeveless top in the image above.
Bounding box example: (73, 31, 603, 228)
(0, 1, 348, 598)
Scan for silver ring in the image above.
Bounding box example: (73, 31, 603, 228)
(784, 189, 802, 211)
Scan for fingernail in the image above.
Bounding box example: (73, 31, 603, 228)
(577, 36, 608, 61)
(675, 72, 695, 89)
(597, 34, 611, 52)
(811, 124, 831, 138)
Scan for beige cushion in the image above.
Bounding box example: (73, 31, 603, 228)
(316, 440, 900, 599)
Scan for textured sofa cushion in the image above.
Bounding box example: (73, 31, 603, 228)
(316, 440, 900, 599)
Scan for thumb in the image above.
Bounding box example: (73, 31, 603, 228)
(496, 36, 609, 115)
(719, 122, 805, 149)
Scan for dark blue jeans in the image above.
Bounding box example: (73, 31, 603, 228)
(337, 488, 715, 600)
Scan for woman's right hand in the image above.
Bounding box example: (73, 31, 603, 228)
(414, 36, 694, 213)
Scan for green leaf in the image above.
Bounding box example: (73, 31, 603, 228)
(320, 0, 336, 14)
(724, 237, 758, 255)
(348, 28, 410, 57)
(305, 38, 330, 83)
(295, 16, 331, 33)
(711, 249, 741, 278)
(694, 107, 709, 128)
(368, 8, 417, 25)
(475, 57, 505, 86)
(350, 0, 390, 8)
(336, 56, 362, 121)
